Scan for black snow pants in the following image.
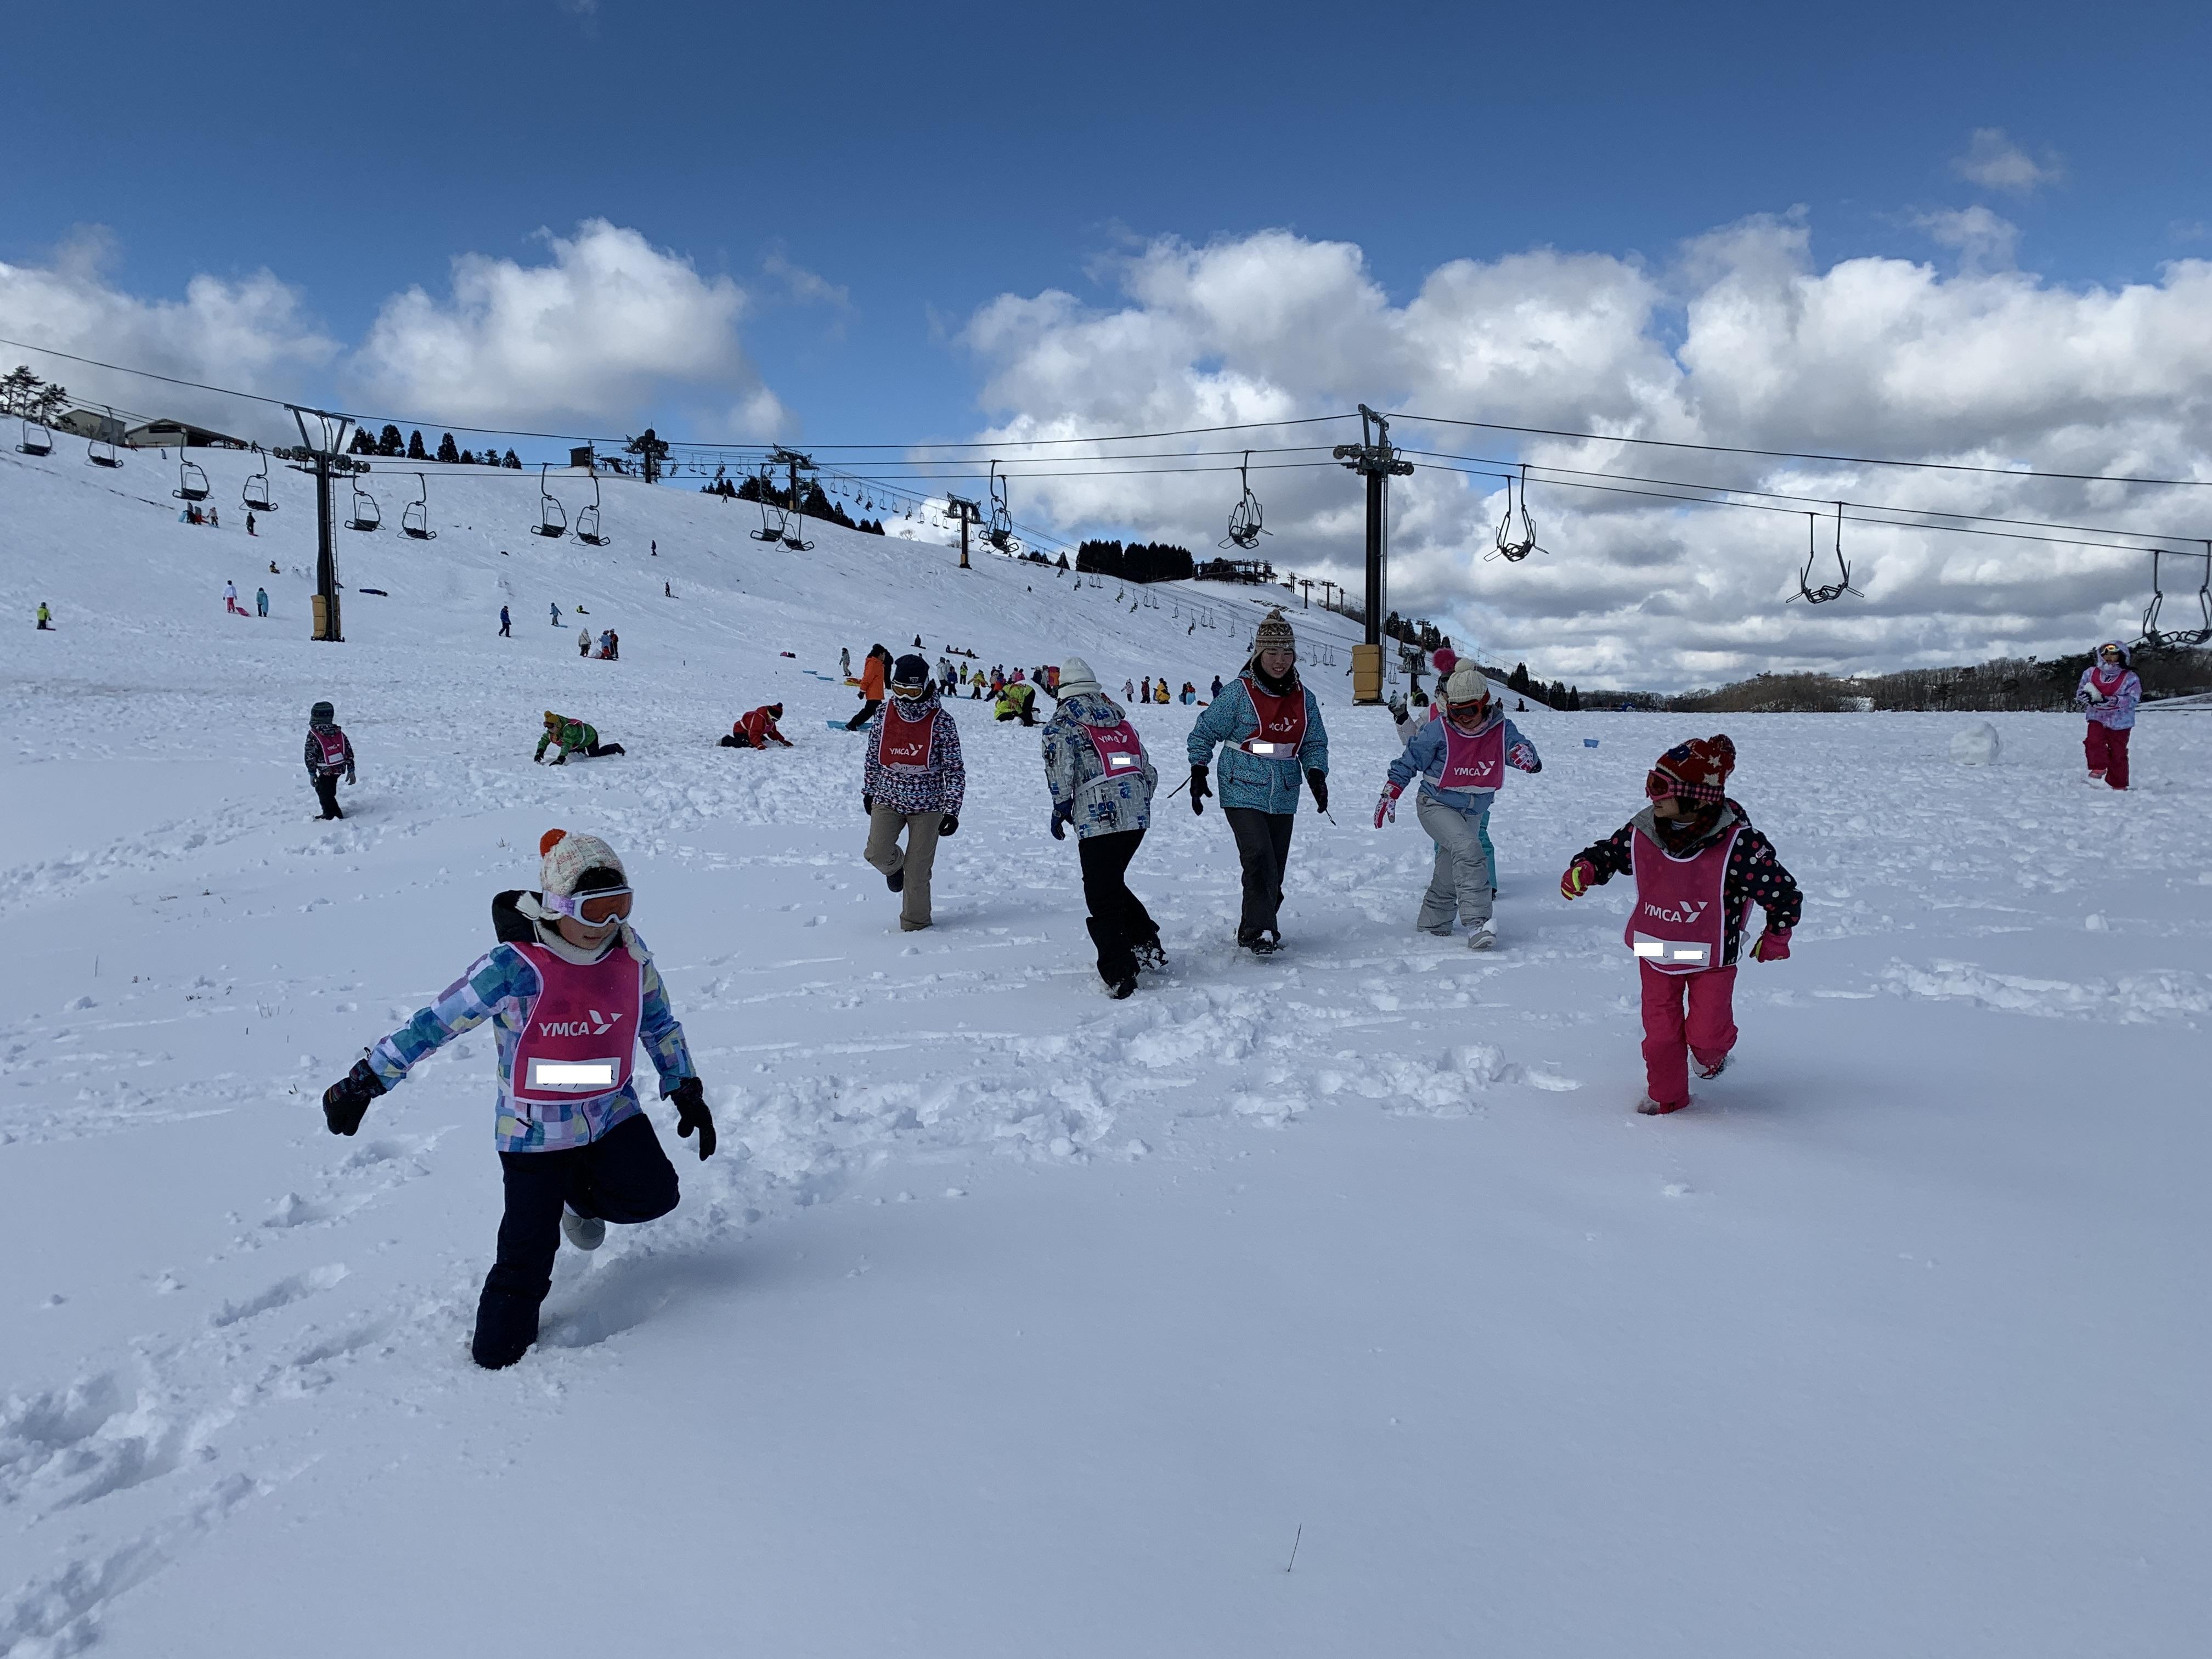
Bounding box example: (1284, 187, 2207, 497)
(474, 1112, 680, 1369)
(311, 772, 342, 820)
(1079, 828, 1159, 985)
(845, 699, 882, 732)
(1223, 807, 1295, 944)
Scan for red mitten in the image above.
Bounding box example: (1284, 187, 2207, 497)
(1750, 928, 1793, 962)
(1374, 783, 1401, 828)
(1559, 857, 1598, 901)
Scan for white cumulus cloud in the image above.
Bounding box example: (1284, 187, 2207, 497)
(956, 220, 2212, 686)
(351, 219, 783, 436)
(1953, 128, 2063, 196)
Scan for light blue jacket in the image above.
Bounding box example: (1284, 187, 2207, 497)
(1187, 674, 1329, 815)
(1386, 709, 1541, 817)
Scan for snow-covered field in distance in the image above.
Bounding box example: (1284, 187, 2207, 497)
(1, 442, 2207, 1657)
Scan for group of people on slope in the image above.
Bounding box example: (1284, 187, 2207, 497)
(577, 627, 620, 660)
(1122, 675, 1198, 706)
(223, 580, 269, 617)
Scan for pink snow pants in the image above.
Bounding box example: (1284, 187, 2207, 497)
(2084, 723, 2130, 789)
(1639, 962, 1738, 1110)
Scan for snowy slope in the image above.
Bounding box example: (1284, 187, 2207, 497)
(2, 441, 2209, 1658)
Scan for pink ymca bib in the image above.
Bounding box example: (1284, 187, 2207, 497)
(1082, 718, 1146, 778)
(1436, 719, 1504, 791)
(1239, 678, 1307, 757)
(509, 941, 644, 1103)
(1624, 824, 1739, 975)
(877, 703, 937, 770)
(312, 729, 346, 769)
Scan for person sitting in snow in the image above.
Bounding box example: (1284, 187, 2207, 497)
(995, 678, 1039, 725)
(535, 710, 625, 765)
(1558, 735, 1802, 1115)
(720, 704, 793, 749)
(304, 699, 356, 820)
(2074, 641, 2141, 791)
(318, 829, 716, 1369)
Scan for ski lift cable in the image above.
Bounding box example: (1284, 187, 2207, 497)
(1414, 459, 2195, 558)
(1391, 407, 2212, 492)
(1406, 447, 2200, 549)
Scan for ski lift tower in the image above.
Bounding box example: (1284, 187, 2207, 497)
(945, 494, 982, 569)
(1331, 404, 1413, 705)
(283, 406, 367, 642)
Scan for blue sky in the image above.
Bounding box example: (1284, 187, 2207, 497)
(8, 1, 2212, 684)
(7, 0, 2209, 442)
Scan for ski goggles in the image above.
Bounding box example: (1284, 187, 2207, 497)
(543, 886, 634, 926)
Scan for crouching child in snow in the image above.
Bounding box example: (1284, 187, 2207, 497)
(319, 830, 716, 1368)
(1558, 735, 1801, 1115)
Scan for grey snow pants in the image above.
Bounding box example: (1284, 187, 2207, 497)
(1415, 792, 1493, 932)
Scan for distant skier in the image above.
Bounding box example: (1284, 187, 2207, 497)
(256, 586, 269, 618)
(1375, 664, 1542, 950)
(839, 646, 852, 678)
(1209, 675, 1222, 699)
(246, 510, 257, 537)
(1187, 608, 1329, 955)
(1043, 655, 1162, 997)
(1558, 735, 1801, 1115)
(36, 602, 52, 630)
(845, 644, 890, 731)
(861, 654, 964, 932)
(2074, 641, 2141, 790)
(578, 628, 592, 658)
(317, 828, 715, 1369)
(720, 704, 793, 749)
(224, 580, 242, 615)
(550, 602, 562, 628)
(499, 605, 512, 637)
(304, 700, 356, 820)
(651, 538, 658, 556)
(536, 711, 625, 765)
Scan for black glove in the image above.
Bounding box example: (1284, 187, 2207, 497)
(321, 1058, 385, 1136)
(940, 814, 959, 837)
(1307, 770, 1329, 813)
(1049, 809, 1068, 840)
(1190, 764, 1211, 816)
(862, 793, 873, 814)
(672, 1075, 716, 1160)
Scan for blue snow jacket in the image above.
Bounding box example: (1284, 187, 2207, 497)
(1187, 673, 1329, 815)
(1386, 708, 1541, 818)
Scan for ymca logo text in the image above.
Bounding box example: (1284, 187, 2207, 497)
(538, 1008, 625, 1038)
(1641, 898, 1710, 926)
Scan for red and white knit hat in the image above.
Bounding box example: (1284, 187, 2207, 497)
(539, 828, 625, 898)
(1647, 735, 1736, 805)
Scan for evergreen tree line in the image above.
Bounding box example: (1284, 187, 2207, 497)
(348, 424, 523, 468)
(1077, 539, 1195, 583)
(712, 472, 885, 534)
(1, 365, 71, 423)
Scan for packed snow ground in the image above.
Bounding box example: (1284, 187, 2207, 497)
(2, 444, 2209, 1656)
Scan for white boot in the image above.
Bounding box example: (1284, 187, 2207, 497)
(1466, 919, 1497, 951)
(561, 1205, 605, 1251)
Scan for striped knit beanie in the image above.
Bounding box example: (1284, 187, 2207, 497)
(1252, 608, 1296, 654)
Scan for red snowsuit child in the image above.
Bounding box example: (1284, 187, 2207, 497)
(1559, 735, 1802, 1114)
(720, 704, 792, 749)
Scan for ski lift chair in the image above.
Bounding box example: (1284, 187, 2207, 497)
(346, 481, 381, 532)
(531, 463, 567, 539)
(402, 473, 437, 540)
(2137, 545, 2212, 651)
(1488, 465, 1544, 562)
(242, 447, 275, 513)
(16, 417, 53, 456)
(1789, 507, 1863, 604)
(87, 425, 122, 469)
(575, 473, 608, 546)
(749, 469, 786, 543)
(1222, 451, 1269, 550)
(174, 458, 211, 502)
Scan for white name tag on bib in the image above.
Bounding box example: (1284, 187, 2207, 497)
(1632, 933, 1711, 967)
(527, 1058, 619, 1091)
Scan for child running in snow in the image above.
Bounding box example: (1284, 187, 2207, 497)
(1558, 735, 1801, 1115)
(1375, 663, 1541, 949)
(2074, 641, 2141, 790)
(318, 830, 715, 1368)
